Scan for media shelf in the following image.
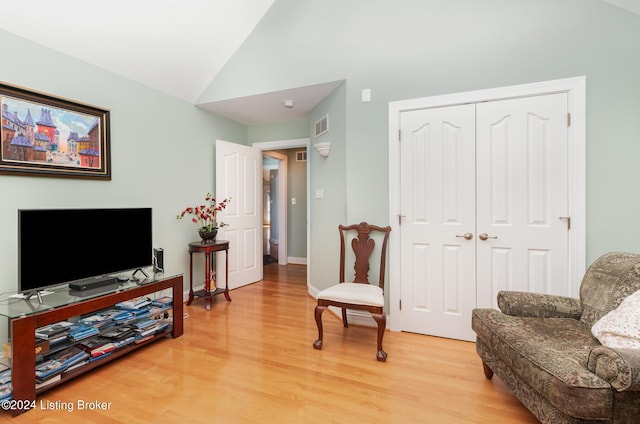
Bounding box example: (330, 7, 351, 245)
(0, 272, 183, 415)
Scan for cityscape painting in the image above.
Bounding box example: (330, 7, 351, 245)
(0, 82, 110, 179)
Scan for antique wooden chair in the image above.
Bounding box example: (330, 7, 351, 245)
(313, 222, 392, 361)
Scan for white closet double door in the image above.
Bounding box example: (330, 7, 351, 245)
(399, 93, 570, 341)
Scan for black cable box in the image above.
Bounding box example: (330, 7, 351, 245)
(69, 283, 118, 297)
(68, 276, 118, 291)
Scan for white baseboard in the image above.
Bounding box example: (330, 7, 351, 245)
(287, 256, 307, 265)
(307, 284, 321, 298)
(328, 306, 382, 327)
(182, 285, 204, 303)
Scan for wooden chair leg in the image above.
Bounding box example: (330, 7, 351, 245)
(482, 361, 494, 379)
(313, 305, 326, 350)
(372, 313, 387, 362)
(341, 307, 349, 327)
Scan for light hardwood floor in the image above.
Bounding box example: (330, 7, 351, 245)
(10, 264, 539, 423)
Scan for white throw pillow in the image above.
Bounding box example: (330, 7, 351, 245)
(592, 288, 640, 349)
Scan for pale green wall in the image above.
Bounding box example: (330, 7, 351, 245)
(284, 149, 308, 259)
(247, 118, 308, 142)
(201, 0, 640, 291)
(308, 82, 347, 286)
(0, 29, 246, 294)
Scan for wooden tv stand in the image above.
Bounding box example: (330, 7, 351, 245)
(2, 273, 183, 415)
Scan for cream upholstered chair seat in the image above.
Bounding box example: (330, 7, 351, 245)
(313, 222, 391, 362)
(317, 283, 384, 307)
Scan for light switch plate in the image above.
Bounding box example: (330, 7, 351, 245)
(361, 88, 371, 102)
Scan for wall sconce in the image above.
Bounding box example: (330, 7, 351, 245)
(314, 142, 332, 158)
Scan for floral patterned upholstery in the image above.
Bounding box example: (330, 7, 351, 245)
(472, 252, 640, 423)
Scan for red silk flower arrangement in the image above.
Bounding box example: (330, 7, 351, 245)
(176, 193, 231, 232)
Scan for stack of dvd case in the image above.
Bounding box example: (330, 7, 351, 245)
(33, 294, 173, 388)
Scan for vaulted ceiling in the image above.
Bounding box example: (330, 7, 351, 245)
(1, 0, 638, 125)
(0, 0, 275, 104)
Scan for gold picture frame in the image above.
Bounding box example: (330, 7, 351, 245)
(0, 82, 111, 180)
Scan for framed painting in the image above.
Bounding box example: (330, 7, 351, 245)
(0, 82, 111, 180)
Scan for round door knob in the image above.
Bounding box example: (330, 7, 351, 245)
(456, 232, 473, 240)
(479, 233, 498, 241)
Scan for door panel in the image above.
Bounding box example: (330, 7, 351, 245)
(399, 93, 570, 341)
(476, 93, 569, 308)
(215, 140, 263, 289)
(400, 104, 477, 341)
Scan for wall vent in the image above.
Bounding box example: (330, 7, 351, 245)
(296, 151, 307, 162)
(315, 114, 329, 137)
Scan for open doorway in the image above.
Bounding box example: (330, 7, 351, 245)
(254, 138, 310, 285)
(262, 151, 286, 265)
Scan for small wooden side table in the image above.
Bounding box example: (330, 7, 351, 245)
(187, 240, 231, 310)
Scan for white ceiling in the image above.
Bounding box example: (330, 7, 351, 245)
(0, 0, 275, 104)
(198, 80, 344, 125)
(1, 1, 638, 126)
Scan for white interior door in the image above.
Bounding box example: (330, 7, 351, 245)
(399, 93, 570, 341)
(476, 93, 570, 308)
(399, 104, 477, 341)
(215, 140, 263, 290)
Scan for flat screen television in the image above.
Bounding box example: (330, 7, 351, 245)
(18, 208, 152, 293)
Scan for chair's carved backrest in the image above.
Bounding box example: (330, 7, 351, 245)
(339, 222, 391, 290)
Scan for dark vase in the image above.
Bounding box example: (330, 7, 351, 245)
(198, 228, 217, 243)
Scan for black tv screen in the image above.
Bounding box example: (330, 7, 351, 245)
(18, 208, 152, 293)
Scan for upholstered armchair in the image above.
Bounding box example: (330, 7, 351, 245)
(472, 252, 640, 423)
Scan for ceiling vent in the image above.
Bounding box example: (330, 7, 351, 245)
(315, 114, 329, 137)
(296, 151, 307, 162)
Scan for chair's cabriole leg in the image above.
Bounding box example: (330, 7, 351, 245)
(372, 313, 387, 362)
(313, 305, 326, 350)
(341, 307, 349, 328)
